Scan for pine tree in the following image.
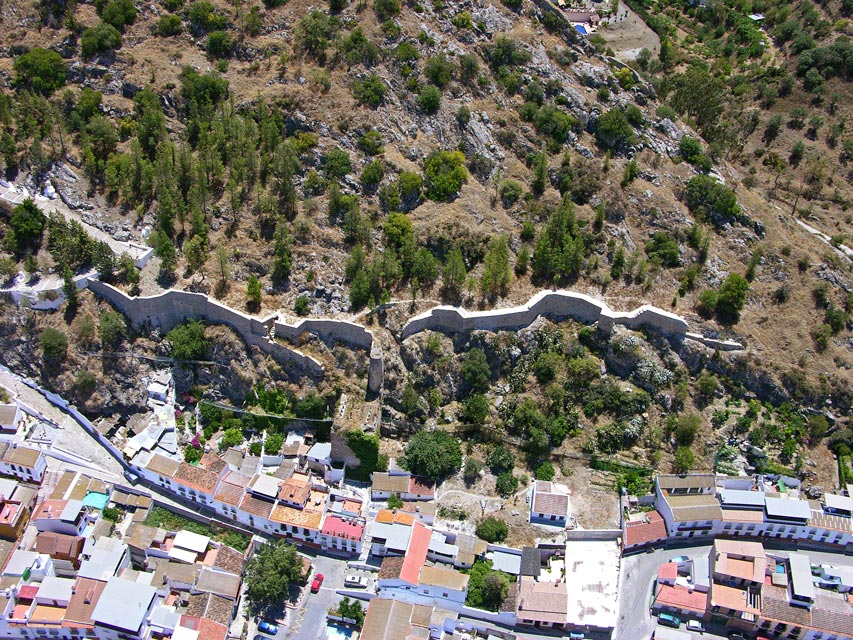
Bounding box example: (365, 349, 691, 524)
(481, 235, 512, 297)
(531, 151, 548, 197)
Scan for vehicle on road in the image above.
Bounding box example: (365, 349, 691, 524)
(253, 635, 271, 640)
(311, 573, 325, 593)
(668, 556, 690, 564)
(344, 575, 368, 588)
(257, 620, 278, 635)
(686, 619, 704, 632)
(728, 634, 746, 640)
(657, 612, 681, 628)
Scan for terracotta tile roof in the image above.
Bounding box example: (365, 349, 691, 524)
(49, 471, 76, 500)
(624, 510, 667, 547)
(663, 493, 723, 522)
(533, 491, 568, 517)
(361, 598, 419, 640)
(269, 503, 323, 530)
(654, 583, 708, 614)
(517, 576, 568, 625)
(710, 583, 760, 615)
(762, 584, 853, 635)
(400, 522, 430, 585)
(35, 532, 85, 559)
(186, 592, 234, 627)
(213, 472, 249, 507)
(146, 453, 180, 478)
(418, 565, 469, 591)
(29, 604, 66, 624)
(722, 508, 765, 522)
(174, 462, 220, 493)
(378, 556, 405, 580)
(195, 568, 241, 599)
(407, 477, 434, 498)
(17, 585, 39, 600)
(179, 615, 229, 640)
(212, 546, 244, 575)
(372, 473, 409, 494)
(2, 445, 41, 468)
(64, 578, 106, 626)
(658, 563, 678, 581)
(278, 477, 311, 505)
(238, 494, 272, 519)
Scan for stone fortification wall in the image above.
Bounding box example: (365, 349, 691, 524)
(273, 318, 374, 350)
(87, 281, 324, 376)
(400, 290, 741, 350)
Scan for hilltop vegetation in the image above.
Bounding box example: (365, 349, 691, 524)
(0, 0, 850, 492)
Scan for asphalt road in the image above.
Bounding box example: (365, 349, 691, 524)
(285, 553, 350, 640)
(616, 545, 853, 640)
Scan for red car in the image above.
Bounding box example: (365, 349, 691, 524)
(310, 573, 324, 593)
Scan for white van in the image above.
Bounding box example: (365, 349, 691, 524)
(686, 620, 704, 633)
(344, 575, 368, 588)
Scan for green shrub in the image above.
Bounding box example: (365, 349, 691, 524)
(324, 148, 352, 179)
(206, 31, 233, 58)
(352, 74, 386, 107)
(187, 1, 227, 33)
(100, 0, 137, 30)
(495, 471, 518, 498)
(596, 109, 635, 150)
(645, 232, 680, 267)
(424, 54, 455, 88)
(499, 179, 523, 207)
(157, 14, 183, 36)
(373, 0, 401, 21)
(357, 130, 384, 156)
(463, 457, 483, 483)
(40, 327, 67, 361)
(82, 23, 123, 57)
(166, 320, 208, 360)
(424, 150, 467, 201)
(685, 176, 740, 226)
(534, 461, 555, 481)
(13, 48, 67, 95)
(418, 84, 441, 113)
(476, 516, 508, 542)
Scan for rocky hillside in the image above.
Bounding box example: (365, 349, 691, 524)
(0, 0, 851, 487)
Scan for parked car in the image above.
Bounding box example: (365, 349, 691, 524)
(657, 612, 681, 628)
(669, 556, 690, 564)
(344, 575, 368, 588)
(254, 636, 271, 640)
(257, 620, 278, 635)
(311, 573, 325, 593)
(686, 620, 704, 632)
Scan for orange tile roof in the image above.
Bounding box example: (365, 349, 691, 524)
(400, 522, 430, 585)
(407, 477, 435, 497)
(30, 604, 66, 625)
(375, 510, 395, 524)
(174, 463, 221, 493)
(278, 477, 310, 504)
(269, 504, 323, 530)
(239, 494, 272, 519)
(658, 563, 678, 580)
(213, 472, 250, 506)
(64, 578, 106, 626)
(711, 583, 760, 615)
(624, 510, 667, 547)
(655, 583, 708, 614)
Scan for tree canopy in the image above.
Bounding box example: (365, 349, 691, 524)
(13, 48, 66, 95)
(404, 430, 462, 481)
(243, 540, 305, 613)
